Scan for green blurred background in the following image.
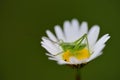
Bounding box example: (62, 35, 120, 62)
(1, 0, 120, 80)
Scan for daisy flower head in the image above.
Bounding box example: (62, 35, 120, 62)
(41, 19, 110, 65)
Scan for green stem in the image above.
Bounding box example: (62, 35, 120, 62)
(76, 67, 81, 80)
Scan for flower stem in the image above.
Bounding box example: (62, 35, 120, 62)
(76, 67, 81, 80)
(76, 68, 81, 80)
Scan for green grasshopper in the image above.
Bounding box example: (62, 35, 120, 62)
(59, 34, 90, 54)
(46, 34, 90, 55)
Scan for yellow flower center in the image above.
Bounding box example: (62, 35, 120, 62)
(62, 48, 90, 62)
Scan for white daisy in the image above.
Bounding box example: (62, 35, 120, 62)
(41, 19, 110, 65)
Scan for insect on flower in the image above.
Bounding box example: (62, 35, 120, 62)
(41, 19, 110, 65)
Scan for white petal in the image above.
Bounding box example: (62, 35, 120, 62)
(71, 19, 81, 41)
(48, 57, 58, 61)
(57, 60, 68, 65)
(79, 21, 88, 37)
(93, 34, 110, 51)
(69, 57, 79, 64)
(78, 59, 88, 64)
(46, 30, 58, 42)
(48, 54, 63, 60)
(41, 44, 56, 55)
(42, 43, 61, 55)
(42, 37, 56, 49)
(54, 25, 65, 41)
(71, 19, 79, 30)
(41, 37, 62, 55)
(88, 25, 100, 50)
(87, 44, 105, 62)
(63, 21, 73, 42)
(69, 57, 88, 64)
(48, 55, 69, 65)
(46, 53, 54, 57)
